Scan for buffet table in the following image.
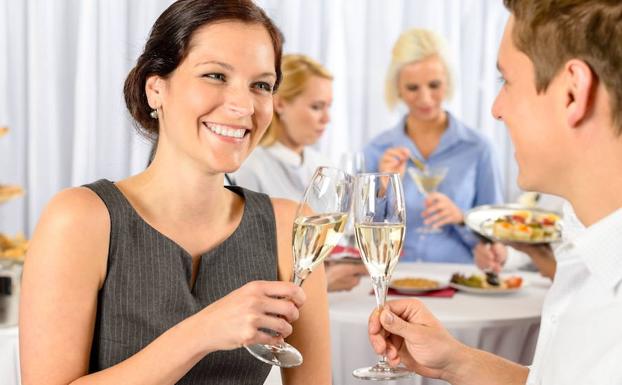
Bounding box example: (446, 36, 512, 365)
(329, 262, 550, 385)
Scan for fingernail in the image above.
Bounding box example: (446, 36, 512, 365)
(382, 310, 394, 324)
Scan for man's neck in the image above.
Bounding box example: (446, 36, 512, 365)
(564, 140, 622, 227)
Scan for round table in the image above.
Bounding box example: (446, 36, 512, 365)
(328, 262, 551, 385)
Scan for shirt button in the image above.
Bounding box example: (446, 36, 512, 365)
(549, 314, 558, 324)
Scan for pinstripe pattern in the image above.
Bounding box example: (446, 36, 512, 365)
(85, 179, 276, 384)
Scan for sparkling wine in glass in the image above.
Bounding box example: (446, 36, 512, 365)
(246, 166, 352, 367)
(407, 165, 448, 233)
(351, 172, 412, 381)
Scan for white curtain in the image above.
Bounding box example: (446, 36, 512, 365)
(0, 0, 518, 236)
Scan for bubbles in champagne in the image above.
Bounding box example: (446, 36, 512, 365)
(292, 213, 348, 280)
(355, 223, 405, 278)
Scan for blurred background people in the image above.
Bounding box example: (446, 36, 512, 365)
(234, 54, 333, 200)
(364, 28, 503, 263)
(234, 54, 367, 291)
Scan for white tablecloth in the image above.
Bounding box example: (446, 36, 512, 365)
(329, 262, 550, 385)
(1, 263, 549, 385)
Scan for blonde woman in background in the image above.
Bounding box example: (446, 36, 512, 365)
(234, 54, 332, 199)
(234, 54, 367, 292)
(364, 28, 503, 264)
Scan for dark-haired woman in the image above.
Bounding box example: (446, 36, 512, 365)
(19, 1, 331, 384)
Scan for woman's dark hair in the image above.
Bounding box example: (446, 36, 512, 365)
(124, 0, 284, 140)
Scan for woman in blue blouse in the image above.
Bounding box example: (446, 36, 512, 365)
(364, 28, 503, 264)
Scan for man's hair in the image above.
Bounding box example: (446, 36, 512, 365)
(503, 0, 622, 133)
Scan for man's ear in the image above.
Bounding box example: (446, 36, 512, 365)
(564, 59, 595, 128)
(145, 75, 165, 109)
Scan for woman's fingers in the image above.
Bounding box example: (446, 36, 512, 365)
(422, 193, 463, 226)
(248, 281, 306, 308)
(380, 147, 411, 173)
(260, 296, 301, 323)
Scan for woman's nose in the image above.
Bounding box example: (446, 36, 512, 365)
(420, 87, 433, 104)
(225, 87, 254, 117)
(321, 108, 331, 124)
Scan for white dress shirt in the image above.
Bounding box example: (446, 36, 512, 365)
(232, 142, 331, 201)
(526, 206, 622, 385)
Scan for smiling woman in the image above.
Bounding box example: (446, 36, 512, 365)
(18, 1, 331, 385)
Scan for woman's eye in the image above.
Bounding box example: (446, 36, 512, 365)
(253, 82, 274, 93)
(406, 85, 419, 92)
(497, 75, 506, 85)
(204, 73, 226, 81)
(429, 80, 441, 89)
(311, 103, 324, 111)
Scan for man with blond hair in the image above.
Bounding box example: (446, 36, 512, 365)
(367, 1, 622, 384)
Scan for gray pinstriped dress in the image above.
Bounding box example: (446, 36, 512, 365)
(85, 179, 276, 384)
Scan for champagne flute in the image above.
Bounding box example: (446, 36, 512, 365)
(351, 172, 411, 381)
(246, 166, 353, 367)
(407, 165, 448, 233)
(338, 152, 366, 252)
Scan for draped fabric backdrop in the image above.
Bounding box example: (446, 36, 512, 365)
(0, 0, 517, 236)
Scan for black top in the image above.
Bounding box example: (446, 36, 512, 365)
(85, 179, 277, 384)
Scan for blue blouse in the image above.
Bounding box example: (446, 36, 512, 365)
(363, 112, 503, 263)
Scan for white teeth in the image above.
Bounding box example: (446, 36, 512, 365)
(205, 123, 246, 139)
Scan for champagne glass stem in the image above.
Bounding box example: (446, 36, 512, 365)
(371, 276, 392, 367)
(372, 276, 389, 308)
(292, 273, 305, 287)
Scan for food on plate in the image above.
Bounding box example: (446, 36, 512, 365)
(491, 210, 560, 242)
(391, 277, 440, 290)
(0, 184, 24, 203)
(504, 276, 523, 289)
(0, 232, 28, 261)
(450, 273, 522, 290)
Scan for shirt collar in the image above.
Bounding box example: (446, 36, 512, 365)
(571, 207, 622, 289)
(266, 142, 303, 167)
(381, 112, 477, 159)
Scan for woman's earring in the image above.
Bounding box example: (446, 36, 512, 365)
(150, 109, 158, 119)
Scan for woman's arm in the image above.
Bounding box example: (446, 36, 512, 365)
(272, 199, 332, 385)
(20, 188, 303, 385)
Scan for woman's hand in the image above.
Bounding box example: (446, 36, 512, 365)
(473, 242, 507, 273)
(378, 147, 411, 175)
(422, 192, 464, 228)
(507, 242, 556, 280)
(325, 262, 368, 292)
(197, 280, 306, 353)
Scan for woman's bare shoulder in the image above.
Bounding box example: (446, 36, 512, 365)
(41, 187, 109, 228)
(27, 187, 110, 284)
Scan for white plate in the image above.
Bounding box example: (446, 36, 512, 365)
(389, 278, 448, 294)
(448, 282, 522, 295)
(464, 204, 562, 244)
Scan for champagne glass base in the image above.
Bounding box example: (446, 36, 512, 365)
(245, 343, 303, 368)
(352, 364, 413, 380)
